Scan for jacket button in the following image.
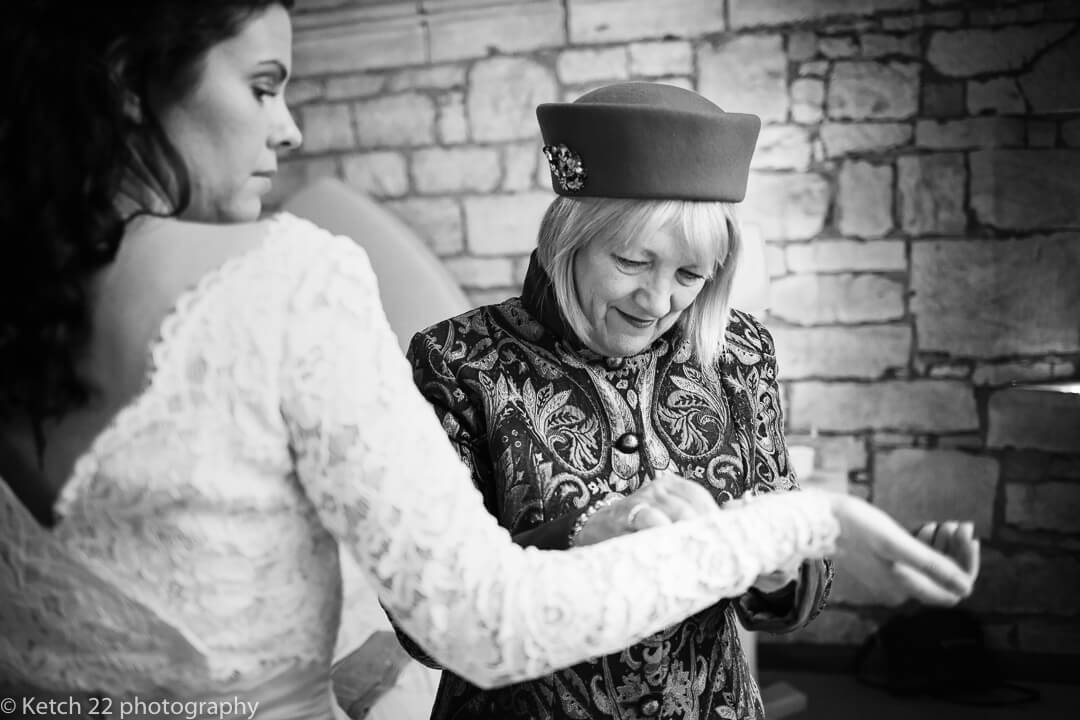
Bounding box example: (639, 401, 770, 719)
(614, 432, 641, 453)
(605, 356, 624, 369)
(640, 698, 660, 716)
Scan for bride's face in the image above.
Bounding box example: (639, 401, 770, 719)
(156, 4, 302, 222)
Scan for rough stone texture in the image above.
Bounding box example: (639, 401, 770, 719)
(788, 381, 978, 432)
(788, 32, 818, 62)
(698, 36, 788, 123)
(765, 245, 786, 277)
(428, 1, 566, 62)
(915, 117, 1025, 149)
(819, 36, 858, 59)
(382, 197, 464, 255)
(790, 79, 826, 124)
(1020, 30, 1080, 114)
(875, 449, 998, 537)
(786, 239, 906, 272)
(1028, 120, 1059, 147)
(412, 147, 501, 194)
(973, 360, 1059, 387)
(771, 325, 911, 379)
(324, 73, 385, 101)
(838, 161, 894, 237)
(465, 193, 553, 255)
(752, 126, 813, 170)
(785, 434, 868, 474)
(967, 77, 1026, 115)
(444, 256, 517, 290)
(502, 143, 539, 192)
(293, 21, 425, 75)
(897, 153, 965, 235)
(820, 122, 912, 156)
(988, 384, 1080, 454)
(353, 93, 436, 147)
(927, 362, 971, 380)
(798, 61, 830, 78)
(883, 10, 964, 31)
(758, 609, 877, 645)
(1007, 482, 1080, 533)
(299, 104, 356, 153)
(770, 274, 905, 325)
(285, 78, 325, 106)
(860, 32, 921, 58)
(729, 0, 917, 28)
(468, 58, 557, 142)
(972, 150, 1080, 230)
(628, 41, 693, 77)
(927, 24, 1074, 77)
(741, 173, 830, 241)
(340, 151, 409, 198)
(568, 0, 725, 44)
(264, 157, 338, 209)
(971, 549, 1080, 616)
(437, 91, 468, 145)
(556, 47, 629, 84)
(827, 61, 920, 120)
(1063, 119, 1080, 147)
(911, 237, 1080, 357)
(921, 80, 966, 118)
(387, 65, 466, 92)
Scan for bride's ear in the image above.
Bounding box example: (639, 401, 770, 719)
(106, 39, 143, 125)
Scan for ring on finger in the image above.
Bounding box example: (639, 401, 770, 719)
(626, 502, 649, 529)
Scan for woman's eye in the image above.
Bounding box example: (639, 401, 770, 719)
(614, 255, 648, 269)
(678, 269, 706, 282)
(253, 86, 278, 101)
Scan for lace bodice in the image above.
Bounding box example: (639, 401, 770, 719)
(0, 214, 838, 716)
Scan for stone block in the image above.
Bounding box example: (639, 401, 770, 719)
(412, 147, 500, 195)
(741, 173, 830, 241)
(468, 58, 557, 142)
(753, 126, 813, 171)
(444, 256, 517, 290)
(883, 10, 963, 31)
(912, 237, 1080, 357)
(1017, 621, 1080, 655)
(293, 19, 425, 76)
(428, 1, 565, 62)
(1066, 120, 1080, 148)
(798, 61, 830, 78)
(353, 94, 436, 148)
(771, 324, 911, 379)
(340, 151, 409, 198)
(1021, 30, 1080, 114)
(556, 47, 629, 85)
(299, 104, 356, 153)
(819, 36, 858, 59)
(628, 41, 693, 77)
(915, 118, 1025, 149)
(970, 549, 1080, 616)
(784, 434, 868, 474)
(387, 65, 466, 92)
(973, 360, 1059, 387)
(860, 32, 921, 58)
(790, 79, 826, 124)
(465, 193, 553, 255)
(788, 381, 978, 432)
(1007, 482, 1080, 534)
(765, 244, 787, 277)
(788, 32, 818, 62)
(285, 79, 324, 107)
(729, 0, 917, 28)
(437, 91, 468, 145)
(838, 160, 894, 237)
(819, 123, 912, 157)
(927, 24, 1073, 78)
(1028, 120, 1059, 148)
(921, 80, 966, 118)
(786, 239, 905, 273)
(568, 0, 724, 44)
(382, 197, 464, 255)
(502, 143, 539, 192)
(770, 274, 904, 325)
(988, 384, 1080, 454)
(897, 153, 965, 235)
(325, 74, 385, 101)
(263, 157, 339, 210)
(972, 150, 1080, 230)
(467, 288, 518, 307)
(875, 449, 998, 537)
(967, 78, 1026, 116)
(827, 61, 920, 120)
(698, 36, 788, 123)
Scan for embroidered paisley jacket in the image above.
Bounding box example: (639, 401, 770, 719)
(393, 254, 832, 720)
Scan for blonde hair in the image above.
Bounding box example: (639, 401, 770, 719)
(536, 196, 741, 371)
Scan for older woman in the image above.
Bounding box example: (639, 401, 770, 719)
(397, 82, 832, 720)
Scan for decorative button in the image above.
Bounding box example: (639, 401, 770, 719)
(640, 698, 660, 716)
(605, 356, 624, 369)
(614, 432, 641, 453)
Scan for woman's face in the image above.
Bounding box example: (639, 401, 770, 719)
(156, 4, 301, 222)
(572, 227, 711, 358)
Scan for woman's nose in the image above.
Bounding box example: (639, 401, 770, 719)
(272, 103, 303, 151)
(634, 277, 672, 317)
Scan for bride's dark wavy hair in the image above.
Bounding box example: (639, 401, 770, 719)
(0, 0, 293, 440)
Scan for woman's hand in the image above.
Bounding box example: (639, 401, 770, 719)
(913, 520, 980, 582)
(829, 494, 978, 607)
(572, 470, 717, 547)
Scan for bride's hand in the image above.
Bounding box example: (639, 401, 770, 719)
(828, 494, 977, 607)
(913, 520, 980, 581)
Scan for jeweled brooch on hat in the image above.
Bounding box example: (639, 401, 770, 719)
(543, 143, 586, 192)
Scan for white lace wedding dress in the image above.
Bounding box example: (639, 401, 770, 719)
(0, 214, 839, 719)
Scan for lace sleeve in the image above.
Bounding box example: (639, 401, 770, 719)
(280, 228, 840, 689)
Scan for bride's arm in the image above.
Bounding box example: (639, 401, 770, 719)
(279, 233, 839, 689)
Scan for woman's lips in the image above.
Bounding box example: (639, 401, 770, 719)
(616, 309, 656, 329)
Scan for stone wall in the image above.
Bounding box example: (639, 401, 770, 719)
(276, 0, 1080, 659)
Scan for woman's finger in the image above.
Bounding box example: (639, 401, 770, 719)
(627, 503, 671, 530)
(891, 562, 964, 607)
(880, 527, 973, 598)
(935, 520, 960, 554)
(915, 522, 937, 544)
